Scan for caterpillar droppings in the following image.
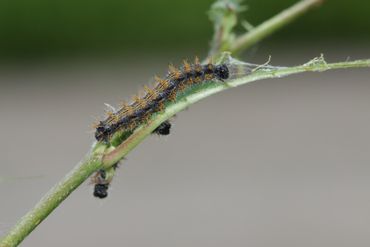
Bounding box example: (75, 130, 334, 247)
(94, 58, 230, 143)
(93, 183, 109, 199)
(92, 169, 109, 199)
(92, 162, 120, 199)
(153, 120, 171, 135)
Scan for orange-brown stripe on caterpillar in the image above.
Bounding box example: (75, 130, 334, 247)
(94, 58, 229, 143)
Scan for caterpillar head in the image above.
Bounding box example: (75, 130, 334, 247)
(215, 64, 229, 81)
(95, 122, 111, 142)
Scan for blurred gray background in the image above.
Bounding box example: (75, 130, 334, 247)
(0, 0, 370, 246)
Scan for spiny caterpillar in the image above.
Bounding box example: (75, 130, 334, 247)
(94, 57, 229, 143)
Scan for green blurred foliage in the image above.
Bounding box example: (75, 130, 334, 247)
(0, 0, 369, 57)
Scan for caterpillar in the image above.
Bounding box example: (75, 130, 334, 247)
(94, 57, 230, 143)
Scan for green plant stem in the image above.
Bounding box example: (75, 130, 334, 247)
(0, 57, 369, 247)
(0, 1, 327, 244)
(230, 0, 323, 55)
(0, 144, 107, 247)
(103, 58, 370, 168)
